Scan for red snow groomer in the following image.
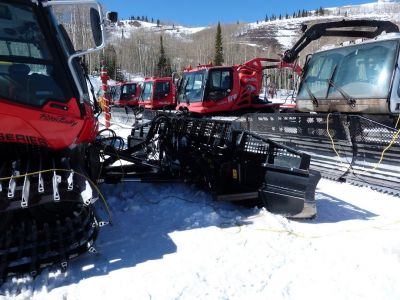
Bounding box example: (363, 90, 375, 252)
(139, 77, 176, 109)
(109, 81, 141, 107)
(175, 58, 301, 115)
(0, 0, 322, 283)
(0, 0, 116, 278)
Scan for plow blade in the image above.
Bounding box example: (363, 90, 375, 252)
(260, 166, 321, 218)
(235, 113, 400, 195)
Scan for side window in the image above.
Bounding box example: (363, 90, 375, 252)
(122, 84, 136, 95)
(155, 82, 169, 99)
(210, 70, 232, 90)
(207, 69, 232, 101)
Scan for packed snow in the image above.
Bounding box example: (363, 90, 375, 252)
(1, 121, 400, 300)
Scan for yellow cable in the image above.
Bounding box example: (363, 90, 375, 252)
(326, 113, 343, 165)
(230, 217, 400, 239)
(373, 114, 400, 170)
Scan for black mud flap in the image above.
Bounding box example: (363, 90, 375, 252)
(260, 165, 321, 219)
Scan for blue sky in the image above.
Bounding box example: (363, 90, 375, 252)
(102, 0, 374, 26)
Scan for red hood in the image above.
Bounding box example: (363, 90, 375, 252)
(0, 99, 96, 150)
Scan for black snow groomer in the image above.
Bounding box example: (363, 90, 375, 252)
(236, 20, 400, 195)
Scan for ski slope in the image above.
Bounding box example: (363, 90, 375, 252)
(1, 122, 400, 300)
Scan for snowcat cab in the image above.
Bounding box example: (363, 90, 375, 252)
(139, 77, 176, 109)
(282, 20, 400, 117)
(110, 81, 141, 107)
(0, 0, 116, 278)
(175, 58, 300, 115)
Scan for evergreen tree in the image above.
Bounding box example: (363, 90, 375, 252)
(265, 14, 268, 22)
(151, 17, 154, 23)
(116, 68, 125, 82)
(155, 35, 171, 77)
(157, 19, 160, 27)
(214, 22, 224, 66)
(101, 45, 117, 80)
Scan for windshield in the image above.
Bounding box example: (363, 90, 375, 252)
(297, 40, 398, 100)
(141, 82, 154, 101)
(0, 3, 72, 107)
(177, 70, 206, 103)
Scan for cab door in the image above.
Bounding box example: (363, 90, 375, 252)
(204, 68, 234, 110)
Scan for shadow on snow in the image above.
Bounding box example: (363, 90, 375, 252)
(311, 192, 378, 224)
(0, 182, 379, 293)
(0, 182, 254, 294)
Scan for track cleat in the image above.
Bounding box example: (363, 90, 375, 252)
(21, 174, 30, 208)
(67, 171, 74, 191)
(81, 180, 94, 206)
(52, 171, 61, 202)
(38, 158, 44, 193)
(7, 176, 17, 199)
(38, 173, 44, 193)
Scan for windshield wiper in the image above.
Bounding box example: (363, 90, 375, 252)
(301, 79, 319, 107)
(326, 65, 357, 108)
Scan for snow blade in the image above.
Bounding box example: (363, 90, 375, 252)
(209, 130, 320, 218)
(260, 166, 321, 218)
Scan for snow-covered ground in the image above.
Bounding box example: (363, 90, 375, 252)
(1, 122, 400, 300)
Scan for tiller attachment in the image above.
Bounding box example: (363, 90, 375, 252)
(99, 114, 321, 218)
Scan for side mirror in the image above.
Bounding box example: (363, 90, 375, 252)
(47, 1, 107, 52)
(107, 11, 118, 23)
(90, 8, 102, 47)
